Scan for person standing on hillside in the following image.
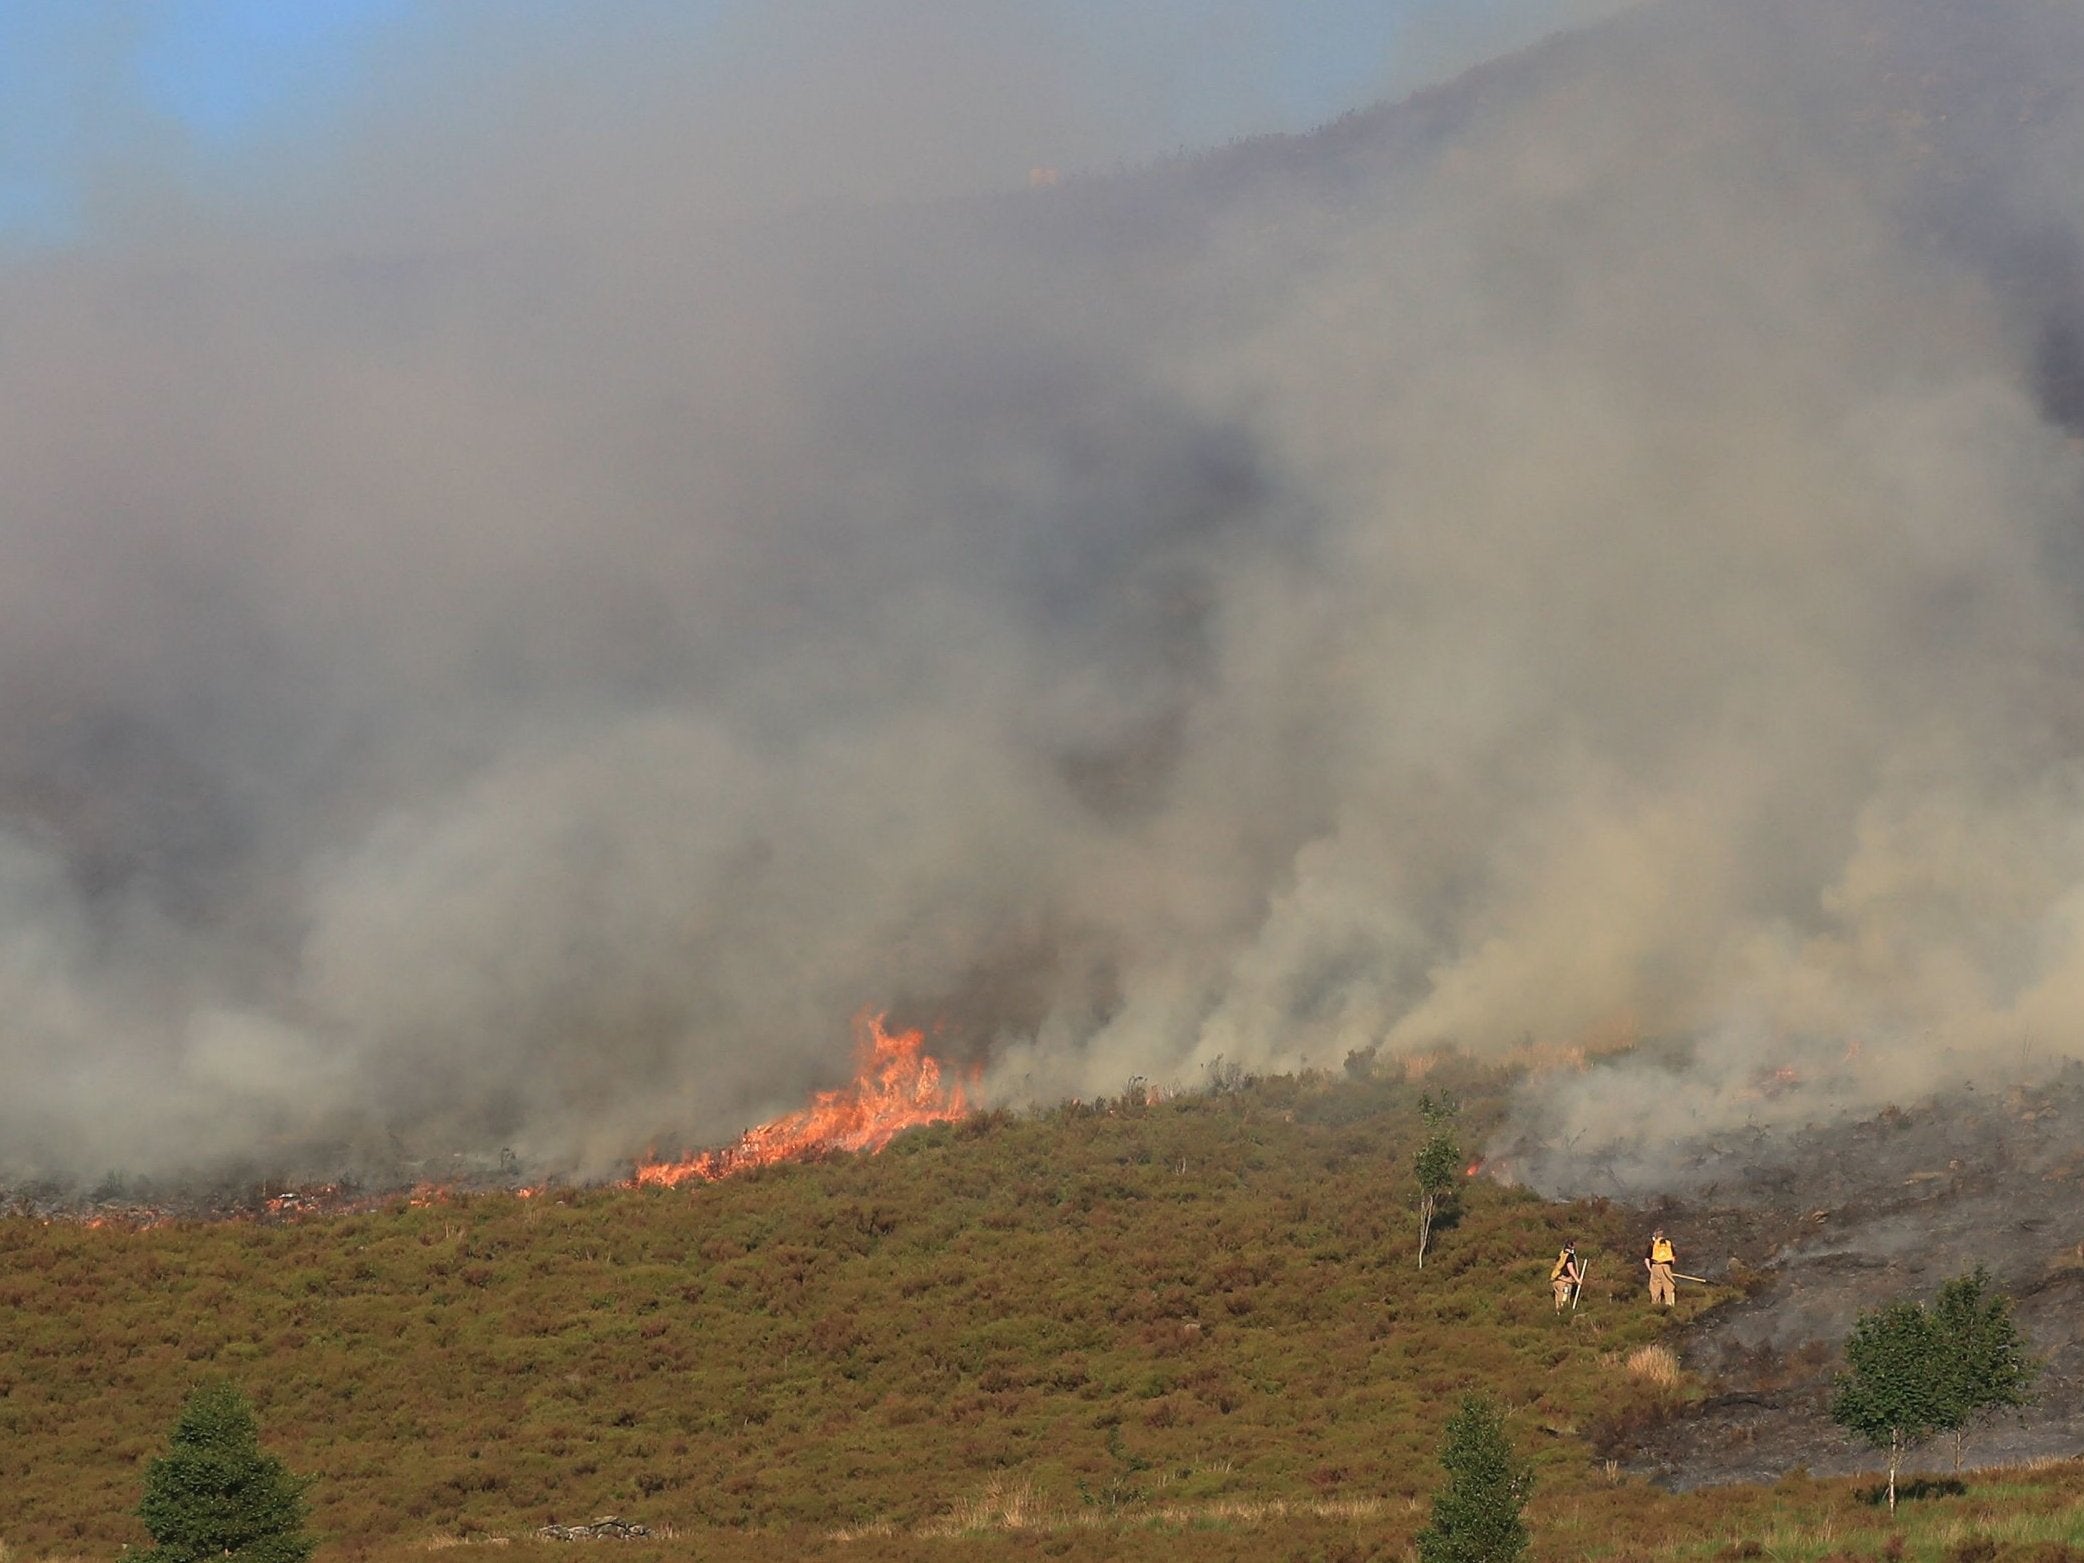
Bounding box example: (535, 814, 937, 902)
(1550, 1241, 1582, 1311)
(1644, 1228, 1677, 1308)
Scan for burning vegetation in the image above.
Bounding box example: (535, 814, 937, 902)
(10, 1012, 973, 1227)
(633, 1013, 970, 1189)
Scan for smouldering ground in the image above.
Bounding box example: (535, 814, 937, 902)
(1596, 1067, 2084, 1489)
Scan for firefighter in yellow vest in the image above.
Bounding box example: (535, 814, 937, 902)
(1550, 1241, 1582, 1310)
(1644, 1228, 1677, 1307)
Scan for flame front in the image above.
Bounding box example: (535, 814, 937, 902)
(633, 1013, 968, 1188)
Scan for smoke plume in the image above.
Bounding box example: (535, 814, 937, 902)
(3, 0, 2083, 1187)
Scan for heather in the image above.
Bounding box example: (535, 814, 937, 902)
(0, 1064, 1668, 1554)
(6, 1065, 2084, 1562)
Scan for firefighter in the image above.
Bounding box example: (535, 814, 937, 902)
(1550, 1241, 1582, 1311)
(1644, 1228, 1677, 1308)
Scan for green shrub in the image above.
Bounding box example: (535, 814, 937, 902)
(138, 1381, 314, 1563)
(1415, 1393, 1531, 1563)
(1831, 1299, 1949, 1514)
(1932, 1267, 2037, 1471)
(1413, 1093, 1462, 1269)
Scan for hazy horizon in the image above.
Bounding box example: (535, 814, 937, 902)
(4, 0, 2084, 1189)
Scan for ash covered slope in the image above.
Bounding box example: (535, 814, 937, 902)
(1597, 1070, 2084, 1488)
(3, 0, 2084, 1188)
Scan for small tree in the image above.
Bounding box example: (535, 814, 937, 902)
(1416, 1393, 1532, 1563)
(1414, 1092, 1462, 1269)
(1830, 1299, 1949, 1514)
(138, 1382, 314, 1563)
(1931, 1267, 2036, 1472)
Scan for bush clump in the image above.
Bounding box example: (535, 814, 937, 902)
(138, 1381, 314, 1563)
(1416, 1393, 1531, 1563)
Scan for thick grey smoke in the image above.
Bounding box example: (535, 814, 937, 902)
(4, 0, 2083, 1188)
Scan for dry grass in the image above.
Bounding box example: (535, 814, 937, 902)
(1147, 1496, 1389, 1526)
(421, 1536, 512, 1551)
(824, 1521, 898, 1541)
(914, 1484, 1390, 1540)
(919, 1477, 1058, 1535)
(1624, 1343, 1682, 1390)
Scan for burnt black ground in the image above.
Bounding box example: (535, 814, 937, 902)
(1605, 1066, 2084, 1488)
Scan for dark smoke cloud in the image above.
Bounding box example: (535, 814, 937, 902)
(4, 0, 2084, 1188)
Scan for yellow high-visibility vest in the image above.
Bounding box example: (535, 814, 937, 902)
(1551, 1251, 1575, 1280)
(1650, 1239, 1675, 1265)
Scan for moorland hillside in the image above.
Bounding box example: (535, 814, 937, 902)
(5, 1064, 1684, 1561)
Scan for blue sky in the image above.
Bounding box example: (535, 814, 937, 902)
(0, 0, 1619, 248)
(131, 0, 421, 144)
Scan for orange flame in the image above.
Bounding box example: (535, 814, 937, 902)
(265, 1183, 343, 1216)
(633, 1013, 968, 1189)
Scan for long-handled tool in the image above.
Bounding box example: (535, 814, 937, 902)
(1672, 1273, 1712, 1284)
(1571, 1257, 1590, 1311)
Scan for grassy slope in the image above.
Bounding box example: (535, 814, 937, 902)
(5, 1063, 2084, 1563)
